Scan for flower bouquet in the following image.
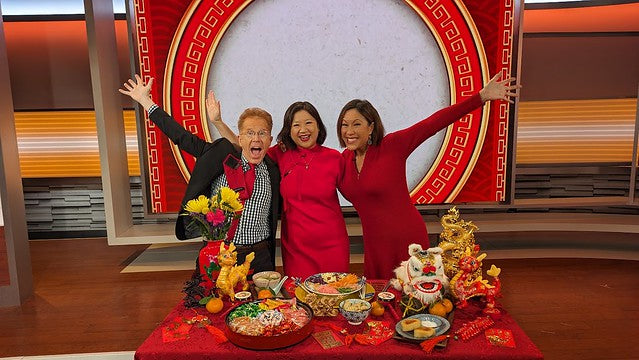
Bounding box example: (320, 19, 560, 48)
(182, 187, 243, 293)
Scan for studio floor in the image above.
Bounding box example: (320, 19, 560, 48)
(1, 233, 638, 360)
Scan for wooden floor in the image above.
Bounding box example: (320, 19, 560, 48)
(0, 237, 638, 360)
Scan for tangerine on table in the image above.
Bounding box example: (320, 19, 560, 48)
(206, 297, 224, 313)
(428, 302, 447, 317)
(370, 301, 385, 317)
(441, 298, 454, 313)
(257, 289, 274, 299)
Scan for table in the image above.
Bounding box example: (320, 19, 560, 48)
(135, 280, 543, 360)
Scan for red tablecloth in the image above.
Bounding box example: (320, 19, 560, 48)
(135, 281, 543, 360)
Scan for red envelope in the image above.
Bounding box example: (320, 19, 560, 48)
(485, 328, 516, 348)
(162, 317, 192, 343)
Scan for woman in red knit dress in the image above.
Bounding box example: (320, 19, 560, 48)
(267, 102, 349, 278)
(337, 74, 520, 279)
(210, 100, 349, 279)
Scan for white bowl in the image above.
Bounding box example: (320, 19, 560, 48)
(338, 298, 371, 325)
(253, 271, 281, 289)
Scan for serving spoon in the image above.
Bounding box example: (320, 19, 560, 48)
(271, 275, 288, 295)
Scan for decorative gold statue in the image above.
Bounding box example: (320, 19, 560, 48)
(438, 208, 504, 318)
(438, 207, 480, 279)
(215, 242, 254, 301)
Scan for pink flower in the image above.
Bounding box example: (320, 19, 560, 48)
(206, 209, 225, 226)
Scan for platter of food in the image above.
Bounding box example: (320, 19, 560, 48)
(303, 272, 365, 296)
(395, 314, 450, 341)
(225, 298, 313, 350)
(295, 283, 375, 303)
(294, 273, 374, 317)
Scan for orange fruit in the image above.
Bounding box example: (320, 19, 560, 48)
(441, 298, 454, 313)
(257, 289, 274, 299)
(206, 297, 224, 313)
(428, 302, 447, 317)
(370, 301, 385, 317)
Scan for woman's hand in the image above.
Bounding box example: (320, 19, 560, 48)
(479, 73, 521, 104)
(118, 74, 155, 110)
(205, 90, 239, 144)
(205, 90, 222, 123)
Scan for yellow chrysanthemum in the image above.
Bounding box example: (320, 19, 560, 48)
(183, 195, 210, 214)
(219, 187, 243, 213)
(209, 196, 220, 209)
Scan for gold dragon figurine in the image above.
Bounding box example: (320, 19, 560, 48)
(438, 207, 480, 279)
(215, 242, 255, 301)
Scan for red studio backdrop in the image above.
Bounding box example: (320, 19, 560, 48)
(131, 0, 520, 214)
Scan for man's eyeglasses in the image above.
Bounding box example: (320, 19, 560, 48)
(242, 130, 270, 139)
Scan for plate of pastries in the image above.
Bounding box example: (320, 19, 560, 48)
(396, 314, 450, 340)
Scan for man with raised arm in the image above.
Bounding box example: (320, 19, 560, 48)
(119, 75, 280, 273)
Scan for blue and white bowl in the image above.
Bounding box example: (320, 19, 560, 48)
(338, 298, 371, 325)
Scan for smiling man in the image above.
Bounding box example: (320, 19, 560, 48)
(119, 75, 280, 273)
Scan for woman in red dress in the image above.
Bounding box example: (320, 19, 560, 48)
(210, 99, 349, 279)
(337, 74, 520, 279)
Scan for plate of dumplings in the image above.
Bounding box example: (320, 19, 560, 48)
(395, 314, 450, 340)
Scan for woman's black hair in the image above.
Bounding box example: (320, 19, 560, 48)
(277, 101, 327, 150)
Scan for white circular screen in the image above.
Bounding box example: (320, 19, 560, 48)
(207, 0, 450, 205)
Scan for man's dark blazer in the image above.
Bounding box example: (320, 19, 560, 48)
(149, 108, 281, 267)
